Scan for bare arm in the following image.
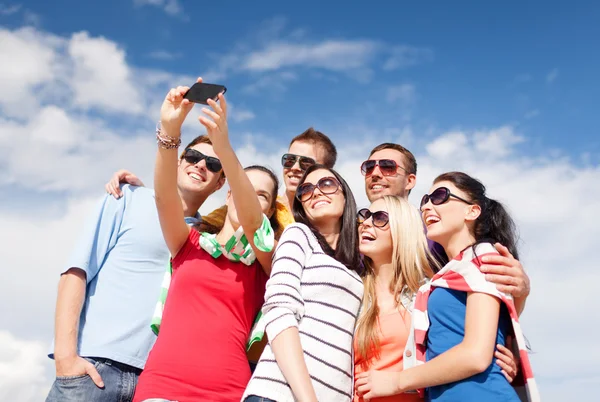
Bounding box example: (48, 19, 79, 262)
(200, 95, 274, 274)
(105, 169, 144, 199)
(154, 83, 200, 256)
(397, 292, 501, 390)
(154, 139, 189, 256)
(481, 243, 530, 316)
(271, 327, 318, 402)
(356, 292, 502, 399)
(53, 268, 103, 387)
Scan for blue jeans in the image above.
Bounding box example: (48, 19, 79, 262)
(46, 357, 141, 402)
(244, 396, 277, 402)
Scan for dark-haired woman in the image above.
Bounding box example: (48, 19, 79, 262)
(355, 172, 538, 402)
(243, 165, 364, 402)
(133, 80, 279, 402)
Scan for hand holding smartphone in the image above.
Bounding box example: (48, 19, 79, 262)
(183, 82, 227, 105)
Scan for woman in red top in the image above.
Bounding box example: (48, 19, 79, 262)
(133, 78, 279, 402)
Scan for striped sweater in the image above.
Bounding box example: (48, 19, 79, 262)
(242, 223, 364, 402)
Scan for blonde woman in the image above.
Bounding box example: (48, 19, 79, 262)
(353, 195, 518, 402)
(353, 195, 433, 402)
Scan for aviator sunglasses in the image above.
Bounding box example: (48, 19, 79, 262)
(296, 176, 341, 202)
(281, 153, 317, 171)
(360, 159, 407, 177)
(357, 208, 389, 228)
(183, 148, 222, 173)
(420, 187, 474, 210)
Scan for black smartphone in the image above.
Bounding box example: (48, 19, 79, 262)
(183, 83, 227, 105)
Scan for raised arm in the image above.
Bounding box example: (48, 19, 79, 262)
(153, 80, 199, 256)
(199, 94, 275, 273)
(356, 292, 502, 399)
(262, 225, 317, 402)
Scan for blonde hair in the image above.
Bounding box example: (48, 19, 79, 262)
(355, 195, 438, 367)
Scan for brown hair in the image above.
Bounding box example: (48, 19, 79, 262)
(289, 127, 337, 168)
(369, 143, 417, 175)
(182, 135, 225, 180)
(195, 165, 281, 236)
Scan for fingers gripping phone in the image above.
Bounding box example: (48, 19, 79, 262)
(183, 83, 227, 105)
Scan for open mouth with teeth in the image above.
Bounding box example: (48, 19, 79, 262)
(361, 233, 376, 242)
(425, 216, 440, 226)
(312, 200, 330, 209)
(370, 184, 388, 192)
(288, 175, 302, 184)
(188, 172, 204, 182)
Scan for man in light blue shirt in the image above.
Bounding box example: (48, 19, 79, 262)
(46, 134, 225, 402)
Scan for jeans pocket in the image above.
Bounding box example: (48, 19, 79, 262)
(56, 359, 101, 381)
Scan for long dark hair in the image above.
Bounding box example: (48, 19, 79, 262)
(292, 164, 361, 271)
(434, 172, 519, 259)
(195, 165, 280, 234)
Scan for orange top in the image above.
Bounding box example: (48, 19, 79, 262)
(354, 309, 422, 402)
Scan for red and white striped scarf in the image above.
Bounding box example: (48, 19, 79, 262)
(412, 242, 540, 402)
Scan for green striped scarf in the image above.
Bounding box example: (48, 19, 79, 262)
(151, 215, 273, 351)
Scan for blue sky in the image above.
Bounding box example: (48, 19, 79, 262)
(2, 0, 598, 161)
(1, 1, 598, 400)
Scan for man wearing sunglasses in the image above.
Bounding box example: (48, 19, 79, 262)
(47, 119, 226, 402)
(361, 143, 530, 313)
(279, 127, 337, 212)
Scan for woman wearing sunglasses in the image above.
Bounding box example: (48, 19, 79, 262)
(356, 172, 538, 402)
(133, 81, 280, 402)
(243, 164, 363, 402)
(353, 195, 436, 402)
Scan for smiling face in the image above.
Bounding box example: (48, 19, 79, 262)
(358, 198, 393, 263)
(177, 142, 224, 196)
(365, 148, 415, 202)
(299, 168, 345, 227)
(283, 140, 323, 194)
(226, 169, 276, 228)
(421, 180, 479, 247)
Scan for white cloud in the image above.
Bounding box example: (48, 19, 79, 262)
(386, 83, 416, 104)
(546, 68, 559, 83)
(0, 27, 62, 118)
(242, 39, 379, 72)
(204, 22, 432, 87)
(69, 32, 144, 114)
(133, 0, 182, 16)
(0, 331, 51, 401)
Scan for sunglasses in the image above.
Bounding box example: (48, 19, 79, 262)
(360, 159, 406, 177)
(357, 208, 389, 228)
(420, 187, 474, 210)
(281, 153, 317, 171)
(183, 148, 222, 173)
(296, 176, 341, 202)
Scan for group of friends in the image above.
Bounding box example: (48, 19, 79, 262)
(45, 77, 539, 402)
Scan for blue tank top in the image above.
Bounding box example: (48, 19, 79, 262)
(425, 288, 519, 402)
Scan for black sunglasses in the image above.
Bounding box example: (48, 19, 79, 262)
(183, 148, 222, 173)
(420, 187, 473, 210)
(357, 208, 389, 228)
(281, 153, 316, 171)
(296, 176, 341, 202)
(360, 159, 407, 177)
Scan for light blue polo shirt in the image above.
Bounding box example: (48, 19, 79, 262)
(49, 184, 199, 369)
